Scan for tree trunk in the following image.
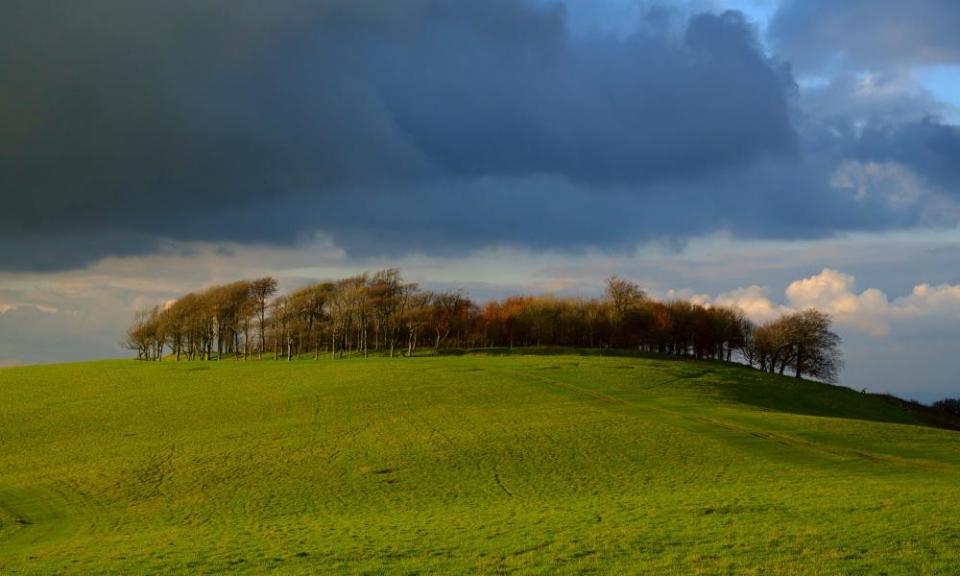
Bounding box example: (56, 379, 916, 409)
(258, 304, 266, 360)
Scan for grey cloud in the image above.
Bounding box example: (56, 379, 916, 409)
(375, 8, 796, 184)
(855, 118, 960, 194)
(798, 72, 951, 126)
(3, 1, 957, 273)
(770, 0, 960, 71)
(308, 145, 931, 259)
(1, 1, 803, 270)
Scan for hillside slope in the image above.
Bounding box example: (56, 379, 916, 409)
(1, 355, 958, 574)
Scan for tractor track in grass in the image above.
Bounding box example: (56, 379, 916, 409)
(393, 382, 533, 502)
(493, 472, 512, 497)
(0, 485, 76, 561)
(692, 416, 956, 472)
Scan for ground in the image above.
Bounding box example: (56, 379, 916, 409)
(0, 353, 958, 574)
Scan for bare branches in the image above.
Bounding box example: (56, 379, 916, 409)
(750, 309, 843, 382)
(249, 277, 278, 360)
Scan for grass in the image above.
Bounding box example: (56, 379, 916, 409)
(0, 353, 958, 574)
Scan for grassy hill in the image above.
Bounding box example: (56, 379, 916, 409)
(1, 353, 958, 574)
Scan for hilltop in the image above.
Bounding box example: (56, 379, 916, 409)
(1, 354, 958, 574)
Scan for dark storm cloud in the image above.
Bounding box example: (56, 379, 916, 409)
(0, 1, 805, 270)
(373, 8, 795, 184)
(770, 0, 960, 71)
(4, 1, 957, 271)
(855, 119, 960, 193)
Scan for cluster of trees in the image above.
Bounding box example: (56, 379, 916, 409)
(127, 270, 843, 382)
(742, 309, 844, 383)
(125, 278, 279, 362)
(934, 398, 960, 418)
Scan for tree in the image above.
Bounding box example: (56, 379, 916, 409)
(125, 307, 160, 361)
(159, 294, 196, 362)
(403, 292, 432, 357)
(270, 295, 292, 360)
(754, 318, 792, 374)
(327, 278, 349, 359)
(933, 398, 960, 417)
(249, 277, 277, 360)
(288, 282, 332, 360)
(206, 281, 252, 360)
(734, 312, 756, 367)
(747, 310, 842, 382)
(784, 309, 843, 383)
(238, 291, 256, 360)
(605, 275, 645, 347)
(326, 275, 368, 358)
(368, 269, 408, 357)
(605, 276, 645, 318)
(430, 290, 468, 352)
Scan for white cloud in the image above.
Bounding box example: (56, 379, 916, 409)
(713, 285, 790, 323)
(704, 268, 960, 337)
(784, 269, 892, 335)
(897, 283, 960, 318)
(661, 288, 712, 305)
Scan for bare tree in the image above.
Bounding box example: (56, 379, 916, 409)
(430, 290, 468, 352)
(288, 282, 332, 360)
(160, 294, 194, 361)
(403, 292, 432, 357)
(734, 312, 756, 367)
(125, 308, 159, 360)
(785, 309, 843, 383)
(249, 277, 277, 360)
(752, 320, 791, 374)
(270, 295, 292, 360)
(328, 275, 367, 358)
(368, 269, 415, 357)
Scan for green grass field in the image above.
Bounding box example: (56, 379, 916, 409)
(1, 353, 958, 575)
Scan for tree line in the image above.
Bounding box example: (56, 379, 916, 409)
(126, 270, 843, 381)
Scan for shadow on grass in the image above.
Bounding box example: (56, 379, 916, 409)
(441, 347, 960, 432)
(671, 358, 960, 432)
(436, 346, 679, 360)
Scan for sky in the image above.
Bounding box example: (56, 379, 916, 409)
(1, 0, 959, 401)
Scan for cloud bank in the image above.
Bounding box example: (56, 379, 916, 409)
(2, 1, 958, 271)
